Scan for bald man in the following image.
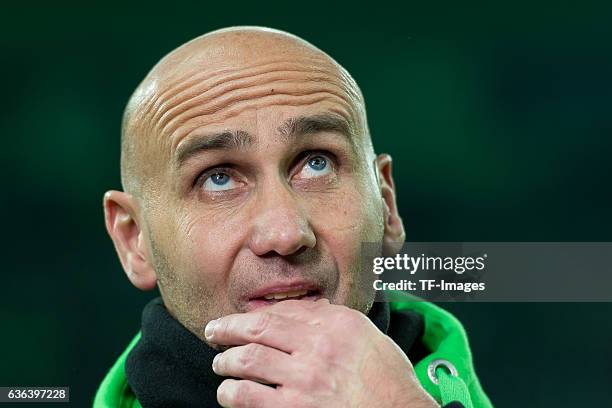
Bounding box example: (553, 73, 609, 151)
(95, 27, 492, 408)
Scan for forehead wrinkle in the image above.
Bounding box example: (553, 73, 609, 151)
(123, 79, 160, 147)
(159, 74, 359, 140)
(150, 56, 332, 122)
(146, 65, 239, 130)
(166, 95, 354, 154)
(146, 58, 333, 134)
(166, 89, 357, 146)
(156, 68, 332, 133)
(122, 28, 373, 198)
(152, 62, 347, 134)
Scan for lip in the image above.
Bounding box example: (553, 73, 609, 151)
(248, 281, 321, 300)
(245, 281, 323, 311)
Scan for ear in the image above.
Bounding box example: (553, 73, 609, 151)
(375, 154, 406, 256)
(103, 190, 157, 290)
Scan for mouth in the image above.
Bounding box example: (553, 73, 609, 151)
(246, 283, 323, 310)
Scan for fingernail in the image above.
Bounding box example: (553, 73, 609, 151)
(205, 318, 219, 340)
(212, 353, 221, 370)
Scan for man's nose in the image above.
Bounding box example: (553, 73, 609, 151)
(247, 181, 316, 257)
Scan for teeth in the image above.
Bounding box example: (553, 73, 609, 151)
(263, 289, 308, 300)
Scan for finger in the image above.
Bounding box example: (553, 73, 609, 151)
(206, 311, 315, 352)
(259, 298, 331, 324)
(217, 379, 279, 408)
(212, 343, 297, 385)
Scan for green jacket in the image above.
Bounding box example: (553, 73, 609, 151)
(94, 294, 493, 407)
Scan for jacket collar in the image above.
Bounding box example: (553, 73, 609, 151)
(94, 292, 487, 408)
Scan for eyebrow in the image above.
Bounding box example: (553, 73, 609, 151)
(175, 130, 253, 167)
(174, 113, 355, 168)
(277, 113, 355, 143)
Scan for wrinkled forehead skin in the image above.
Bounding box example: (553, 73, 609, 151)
(121, 26, 372, 198)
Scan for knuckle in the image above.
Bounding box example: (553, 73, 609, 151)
(248, 312, 273, 338)
(312, 335, 336, 359)
(238, 343, 263, 369)
(216, 316, 230, 336)
(338, 306, 367, 328)
(330, 304, 351, 318)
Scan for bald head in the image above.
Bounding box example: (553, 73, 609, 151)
(121, 26, 371, 196)
(105, 26, 404, 335)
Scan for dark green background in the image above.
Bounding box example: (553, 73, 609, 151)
(1, 2, 611, 407)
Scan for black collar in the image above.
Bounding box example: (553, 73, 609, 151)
(125, 297, 424, 408)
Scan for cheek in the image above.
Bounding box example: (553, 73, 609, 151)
(307, 183, 384, 275)
(307, 182, 383, 242)
(176, 210, 248, 286)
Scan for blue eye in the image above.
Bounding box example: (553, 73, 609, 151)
(203, 171, 236, 191)
(308, 156, 327, 171)
(211, 173, 229, 185)
(299, 154, 333, 179)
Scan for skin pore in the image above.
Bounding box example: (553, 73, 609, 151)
(104, 26, 405, 342)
